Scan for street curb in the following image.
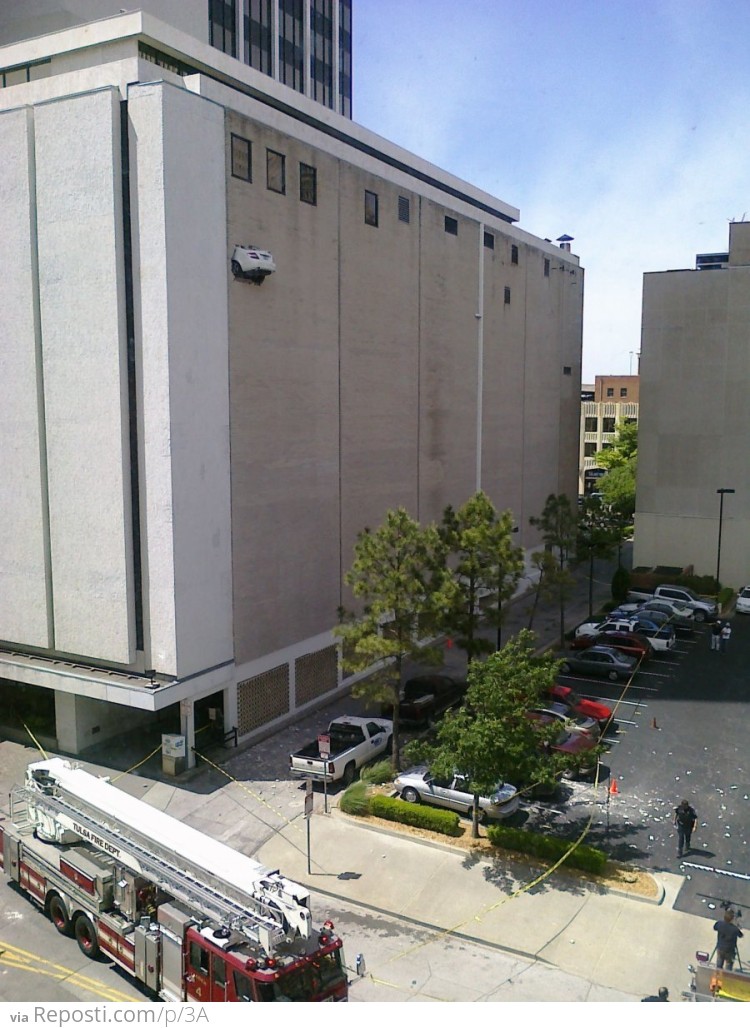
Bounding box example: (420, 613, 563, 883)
(333, 808, 666, 905)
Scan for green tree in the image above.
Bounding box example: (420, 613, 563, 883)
(596, 419, 637, 519)
(335, 508, 452, 770)
(596, 419, 638, 469)
(598, 462, 637, 519)
(525, 550, 560, 631)
(576, 497, 619, 618)
(439, 492, 524, 659)
(405, 632, 570, 837)
(529, 494, 578, 647)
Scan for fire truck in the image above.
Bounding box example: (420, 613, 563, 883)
(0, 758, 349, 1002)
(686, 950, 750, 1002)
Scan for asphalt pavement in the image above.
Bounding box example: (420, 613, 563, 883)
(1, 550, 746, 1003)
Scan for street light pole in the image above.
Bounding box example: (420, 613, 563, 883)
(716, 488, 735, 588)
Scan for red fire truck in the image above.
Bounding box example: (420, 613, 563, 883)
(0, 758, 349, 1001)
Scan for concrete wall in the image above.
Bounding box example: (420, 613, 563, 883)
(225, 103, 584, 666)
(0, 1, 207, 47)
(634, 260, 750, 585)
(129, 81, 234, 678)
(0, 107, 51, 648)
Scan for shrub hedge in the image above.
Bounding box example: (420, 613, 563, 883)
(339, 781, 371, 816)
(611, 566, 630, 604)
(718, 586, 734, 610)
(369, 794, 462, 837)
(359, 759, 394, 785)
(485, 824, 609, 875)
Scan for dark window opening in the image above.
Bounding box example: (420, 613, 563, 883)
(603, 417, 616, 433)
(544, 258, 550, 277)
(209, 0, 237, 57)
(364, 190, 378, 226)
(231, 134, 252, 181)
(563, 366, 572, 375)
(444, 215, 458, 235)
(606, 387, 614, 397)
(511, 244, 519, 264)
(620, 387, 628, 397)
(584, 442, 597, 457)
(585, 417, 598, 432)
(398, 195, 410, 223)
(483, 231, 494, 250)
(244, 0, 273, 75)
(504, 286, 511, 304)
(266, 149, 286, 193)
(299, 162, 317, 204)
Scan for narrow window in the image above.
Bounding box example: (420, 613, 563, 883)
(444, 215, 458, 235)
(511, 244, 519, 264)
(398, 195, 410, 223)
(483, 231, 494, 250)
(606, 387, 614, 397)
(299, 162, 317, 205)
(231, 134, 252, 181)
(364, 189, 378, 226)
(620, 387, 628, 397)
(266, 149, 286, 193)
(504, 286, 511, 304)
(544, 258, 550, 277)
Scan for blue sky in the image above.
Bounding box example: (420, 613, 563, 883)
(352, 0, 750, 380)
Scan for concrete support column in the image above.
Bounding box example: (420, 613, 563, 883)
(180, 697, 196, 770)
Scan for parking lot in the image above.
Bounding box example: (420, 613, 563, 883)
(531, 612, 750, 922)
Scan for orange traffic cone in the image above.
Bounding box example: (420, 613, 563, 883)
(609, 778, 619, 795)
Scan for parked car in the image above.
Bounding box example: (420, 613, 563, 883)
(613, 599, 695, 634)
(393, 767, 520, 822)
(527, 705, 600, 738)
(559, 645, 638, 681)
(569, 629, 653, 661)
(381, 673, 467, 726)
(603, 616, 677, 652)
(231, 243, 276, 283)
(626, 584, 718, 622)
(527, 712, 600, 777)
(736, 586, 750, 614)
(289, 716, 392, 784)
(549, 683, 614, 731)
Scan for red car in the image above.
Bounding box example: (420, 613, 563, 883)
(569, 629, 653, 662)
(549, 683, 614, 731)
(527, 710, 599, 777)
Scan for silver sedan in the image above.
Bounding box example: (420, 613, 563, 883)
(393, 767, 520, 822)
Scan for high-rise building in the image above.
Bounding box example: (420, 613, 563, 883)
(634, 222, 750, 586)
(0, 0, 352, 115)
(0, 6, 583, 759)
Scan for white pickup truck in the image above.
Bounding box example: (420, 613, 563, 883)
(626, 584, 718, 622)
(289, 716, 393, 785)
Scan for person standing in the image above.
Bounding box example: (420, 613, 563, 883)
(674, 799, 697, 857)
(711, 620, 722, 651)
(714, 910, 743, 970)
(721, 621, 732, 652)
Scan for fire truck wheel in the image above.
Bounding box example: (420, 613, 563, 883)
(74, 914, 100, 958)
(48, 895, 71, 936)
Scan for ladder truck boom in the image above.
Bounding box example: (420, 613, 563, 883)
(24, 758, 310, 946)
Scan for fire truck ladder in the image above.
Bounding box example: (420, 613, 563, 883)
(19, 786, 293, 951)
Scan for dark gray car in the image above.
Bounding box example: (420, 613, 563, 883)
(560, 644, 637, 682)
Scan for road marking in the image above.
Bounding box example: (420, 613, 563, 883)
(0, 941, 137, 1002)
(681, 861, 750, 881)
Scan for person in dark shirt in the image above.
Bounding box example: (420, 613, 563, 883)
(714, 911, 743, 970)
(641, 986, 669, 1002)
(674, 799, 697, 857)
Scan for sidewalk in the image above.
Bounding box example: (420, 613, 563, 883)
(255, 807, 696, 1001)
